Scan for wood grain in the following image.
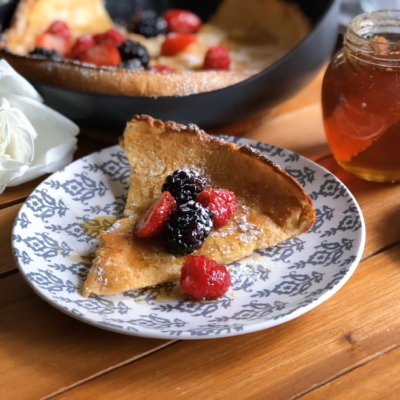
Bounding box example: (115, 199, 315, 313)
(302, 346, 400, 399)
(245, 67, 329, 160)
(0, 203, 21, 275)
(0, 177, 47, 209)
(52, 245, 400, 399)
(2, 60, 399, 400)
(0, 273, 173, 400)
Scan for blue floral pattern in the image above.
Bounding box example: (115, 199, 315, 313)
(12, 141, 365, 339)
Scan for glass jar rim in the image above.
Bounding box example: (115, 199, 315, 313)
(345, 10, 400, 67)
(348, 10, 400, 44)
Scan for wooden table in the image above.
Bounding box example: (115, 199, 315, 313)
(2, 68, 400, 400)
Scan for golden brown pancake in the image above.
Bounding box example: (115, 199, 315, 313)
(0, 0, 309, 96)
(83, 115, 316, 296)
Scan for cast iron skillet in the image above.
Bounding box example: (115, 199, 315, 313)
(0, 0, 339, 133)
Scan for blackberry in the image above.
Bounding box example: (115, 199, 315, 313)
(119, 58, 144, 71)
(161, 169, 206, 204)
(128, 10, 167, 38)
(163, 201, 213, 255)
(118, 40, 149, 67)
(29, 47, 62, 60)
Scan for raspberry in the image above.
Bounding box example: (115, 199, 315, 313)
(163, 9, 202, 34)
(35, 33, 69, 57)
(80, 44, 121, 66)
(161, 33, 197, 56)
(94, 28, 126, 47)
(163, 201, 213, 255)
(180, 255, 231, 300)
(137, 192, 177, 238)
(46, 20, 71, 43)
(128, 10, 167, 38)
(196, 188, 236, 229)
(118, 39, 149, 67)
(203, 45, 231, 70)
(161, 169, 206, 204)
(29, 47, 62, 60)
(68, 35, 95, 60)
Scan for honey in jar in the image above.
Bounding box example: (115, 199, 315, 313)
(322, 11, 400, 182)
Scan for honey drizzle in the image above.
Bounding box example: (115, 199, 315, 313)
(81, 216, 119, 239)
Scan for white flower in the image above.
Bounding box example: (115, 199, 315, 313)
(0, 60, 79, 194)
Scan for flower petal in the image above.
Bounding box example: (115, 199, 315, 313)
(0, 98, 37, 165)
(7, 93, 79, 165)
(6, 94, 79, 187)
(0, 154, 29, 193)
(0, 114, 10, 155)
(0, 60, 42, 102)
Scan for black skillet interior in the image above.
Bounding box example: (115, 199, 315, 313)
(0, 0, 339, 134)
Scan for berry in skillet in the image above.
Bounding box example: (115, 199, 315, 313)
(118, 39, 150, 67)
(161, 33, 197, 56)
(29, 47, 62, 60)
(203, 45, 231, 70)
(94, 28, 126, 47)
(68, 35, 95, 60)
(35, 33, 69, 56)
(163, 9, 202, 34)
(45, 20, 72, 43)
(128, 10, 168, 38)
(80, 44, 121, 66)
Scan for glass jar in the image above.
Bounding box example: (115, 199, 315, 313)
(322, 11, 400, 182)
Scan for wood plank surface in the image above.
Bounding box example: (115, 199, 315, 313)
(0, 177, 47, 209)
(246, 68, 329, 160)
(2, 62, 400, 400)
(246, 104, 330, 161)
(51, 245, 400, 399)
(0, 203, 21, 275)
(302, 346, 400, 399)
(0, 272, 173, 400)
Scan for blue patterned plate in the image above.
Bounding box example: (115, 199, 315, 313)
(12, 138, 365, 339)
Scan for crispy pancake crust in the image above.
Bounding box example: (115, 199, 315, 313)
(83, 115, 316, 296)
(0, 0, 308, 97)
(0, 50, 254, 97)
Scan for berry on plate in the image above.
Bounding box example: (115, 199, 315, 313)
(36, 33, 69, 56)
(161, 33, 197, 56)
(68, 35, 95, 60)
(203, 45, 231, 70)
(163, 9, 202, 34)
(129, 10, 168, 38)
(161, 169, 206, 204)
(196, 188, 236, 229)
(137, 192, 177, 238)
(45, 20, 72, 43)
(180, 255, 231, 300)
(163, 201, 213, 255)
(80, 43, 121, 66)
(94, 28, 126, 47)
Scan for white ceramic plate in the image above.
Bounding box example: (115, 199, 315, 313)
(12, 138, 365, 339)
